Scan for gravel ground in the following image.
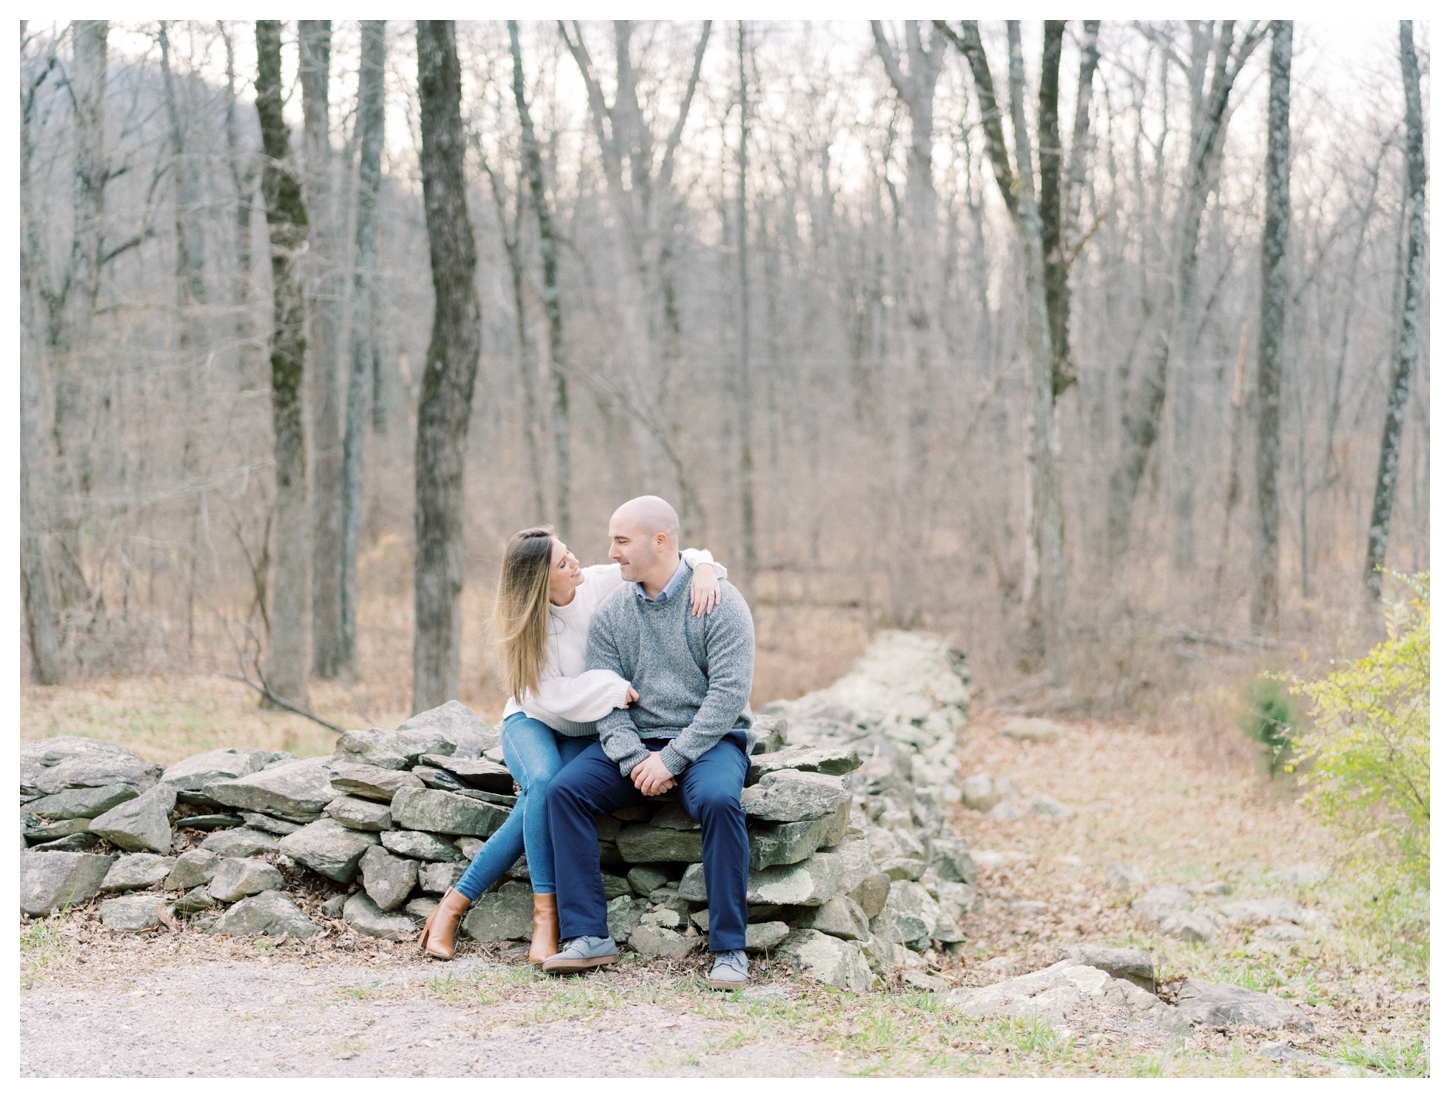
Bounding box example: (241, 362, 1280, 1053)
(19, 952, 835, 1078)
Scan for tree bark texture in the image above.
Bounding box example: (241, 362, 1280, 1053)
(1038, 21, 1071, 396)
(1363, 21, 1427, 604)
(256, 19, 312, 707)
(1250, 21, 1293, 632)
(221, 23, 257, 379)
(299, 20, 345, 679)
(509, 20, 571, 539)
(413, 20, 482, 713)
(340, 19, 387, 675)
(736, 21, 757, 589)
(1106, 22, 1262, 566)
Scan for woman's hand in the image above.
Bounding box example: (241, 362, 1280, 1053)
(624, 686, 639, 706)
(689, 563, 723, 617)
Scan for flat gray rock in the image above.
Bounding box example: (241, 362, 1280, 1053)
(20, 851, 116, 916)
(946, 961, 1170, 1033)
(960, 772, 1002, 812)
(615, 822, 703, 863)
(629, 924, 702, 958)
(602, 873, 632, 900)
(389, 786, 508, 837)
(210, 889, 319, 938)
(323, 795, 392, 831)
(987, 801, 1024, 822)
(415, 755, 516, 795)
(321, 894, 349, 917)
(418, 861, 466, 894)
(625, 865, 669, 895)
(405, 896, 438, 920)
(746, 745, 862, 785)
(1131, 884, 1193, 924)
(871, 880, 941, 946)
(28, 833, 92, 852)
(99, 853, 177, 893)
(739, 769, 847, 823)
(163, 849, 221, 890)
(607, 895, 651, 941)
(828, 838, 875, 896)
(397, 699, 493, 759)
(1256, 922, 1308, 941)
(238, 812, 301, 836)
(205, 757, 336, 819)
(277, 818, 380, 882)
(334, 726, 456, 770)
(750, 801, 850, 870)
(99, 894, 165, 932)
(199, 828, 278, 858)
(1057, 945, 1155, 992)
(21, 737, 162, 797)
(799, 894, 871, 941)
(328, 762, 424, 803)
(207, 857, 284, 902)
(358, 846, 418, 911)
(24, 817, 92, 842)
(1159, 910, 1219, 942)
(1105, 861, 1147, 888)
(461, 883, 533, 941)
(380, 830, 460, 862)
(1027, 793, 1073, 817)
(1173, 978, 1313, 1032)
(173, 813, 244, 831)
(89, 785, 177, 854)
(774, 929, 872, 991)
(744, 921, 792, 952)
(680, 851, 842, 906)
(25, 784, 138, 821)
(160, 748, 273, 796)
(647, 802, 701, 831)
(173, 886, 216, 915)
(930, 835, 978, 884)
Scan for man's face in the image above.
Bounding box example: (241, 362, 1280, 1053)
(608, 512, 663, 582)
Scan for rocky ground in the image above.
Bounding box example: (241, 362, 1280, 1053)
(19, 641, 1429, 1077)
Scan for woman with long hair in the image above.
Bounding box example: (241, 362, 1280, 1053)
(418, 525, 725, 961)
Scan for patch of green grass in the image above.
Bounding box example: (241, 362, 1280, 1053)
(1339, 1035, 1427, 1077)
(333, 979, 387, 1002)
(20, 919, 71, 986)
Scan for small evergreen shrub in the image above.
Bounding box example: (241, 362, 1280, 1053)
(1237, 675, 1297, 774)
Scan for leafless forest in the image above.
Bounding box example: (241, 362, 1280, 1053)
(18, 20, 1431, 719)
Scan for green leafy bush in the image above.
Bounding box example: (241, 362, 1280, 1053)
(1237, 676, 1297, 773)
(1286, 572, 1429, 888)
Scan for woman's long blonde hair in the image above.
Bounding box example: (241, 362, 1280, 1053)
(494, 526, 556, 701)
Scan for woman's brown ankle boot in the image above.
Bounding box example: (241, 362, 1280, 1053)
(419, 888, 471, 960)
(529, 893, 560, 964)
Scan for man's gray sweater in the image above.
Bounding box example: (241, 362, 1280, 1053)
(586, 562, 756, 777)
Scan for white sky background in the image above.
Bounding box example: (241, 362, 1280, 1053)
(63, 18, 1420, 208)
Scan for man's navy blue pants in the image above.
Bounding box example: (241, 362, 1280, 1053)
(546, 731, 749, 952)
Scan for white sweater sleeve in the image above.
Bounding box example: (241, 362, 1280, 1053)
(522, 667, 632, 726)
(681, 547, 726, 579)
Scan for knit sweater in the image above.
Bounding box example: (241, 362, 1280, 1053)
(587, 561, 756, 776)
(502, 548, 722, 735)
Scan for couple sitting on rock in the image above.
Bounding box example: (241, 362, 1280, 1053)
(418, 496, 757, 991)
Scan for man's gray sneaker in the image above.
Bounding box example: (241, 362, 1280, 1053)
(542, 935, 618, 973)
(707, 948, 749, 990)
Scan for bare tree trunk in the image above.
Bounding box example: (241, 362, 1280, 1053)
(1106, 22, 1263, 565)
(1249, 22, 1293, 632)
(256, 19, 312, 707)
(1038, 21, 1071, 395)
(736, 21, 757, 590)
(1363, 21, 1426, 605)
(413, 20, 482, 713)
(340, 19, 387, 676)
(1213, 322, 1253, 604)
(48, 19, 110, 612)
(1063, 21, 1101, 235)
(221, 23, 257, 381)
(509, 21, 570, 538)
(299, 20, 345, 679)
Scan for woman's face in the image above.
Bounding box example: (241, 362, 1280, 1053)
(547, 538, 584, 604)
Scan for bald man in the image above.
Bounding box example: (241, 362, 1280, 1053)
(542, 496, 757, 990)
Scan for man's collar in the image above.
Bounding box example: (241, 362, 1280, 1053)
(635, 555, 689, 603)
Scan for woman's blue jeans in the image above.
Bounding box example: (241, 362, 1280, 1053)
(453, 713, 592, 901)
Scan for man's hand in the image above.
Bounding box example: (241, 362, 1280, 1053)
(630, 751, 677, 796)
